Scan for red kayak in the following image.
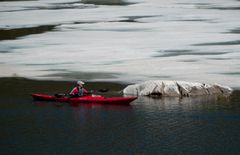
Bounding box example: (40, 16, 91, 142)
(31, 94, 137, 106)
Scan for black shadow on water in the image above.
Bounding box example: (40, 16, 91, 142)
(97, 60, 125, 66)
(207, 57, 232, 60)
(226, 27, 240, 34)
(0, 1, 96, 12)
(0, 51, 10, 53)
(193, 40, 240, 46)
(24, 62, 74, 66)
(191, 2, 240, 10)
(72, 21, 102, 25)
(0, 25, 58, 41)
(203, 6, 240, 10)
(176, 2, 210, 6)
(41, 69, 69, 72)
(152, 50, 229, 57)
(80, 27, 151, 32)
(118, 15, 161, 23)
(178, 59, 199, 62)
(170, 19, 213, 22)
(177, 2, 240, 11)
(25, 3, 96, 10)
(220, 72, 240, 76)
(80, 0, 136, 6)
(72, 15, 160, 25)
(0, 0, 137, 13)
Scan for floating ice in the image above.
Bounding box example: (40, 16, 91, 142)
(123, 80, 232, 97)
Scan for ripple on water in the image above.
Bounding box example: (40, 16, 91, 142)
(129, 95, 240, 154)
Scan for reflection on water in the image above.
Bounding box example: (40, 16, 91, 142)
(134, 95, 233, 112)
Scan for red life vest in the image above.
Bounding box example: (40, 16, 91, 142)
(70, 87, 88, 96)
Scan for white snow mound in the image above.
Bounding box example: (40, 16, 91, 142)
(123, 80, 232, 97)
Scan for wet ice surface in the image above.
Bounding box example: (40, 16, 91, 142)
(0, 0, 240, 87)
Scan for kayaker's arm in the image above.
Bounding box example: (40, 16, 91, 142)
(83, 88, 88, 94)
(69, 87, 78, 96)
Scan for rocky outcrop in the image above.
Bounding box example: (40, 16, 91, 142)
(123, 80, 232, 97)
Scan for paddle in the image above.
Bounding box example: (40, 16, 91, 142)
(54, 93, 66, 98)
(97, 88, 109, 93)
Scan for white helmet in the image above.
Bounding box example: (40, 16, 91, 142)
(77, 80, 85, 85)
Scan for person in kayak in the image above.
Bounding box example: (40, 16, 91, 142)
(70, 80, 88, 97)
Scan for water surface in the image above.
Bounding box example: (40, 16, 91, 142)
(0, 78, 240, 154)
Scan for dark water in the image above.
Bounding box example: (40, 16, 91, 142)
(0, 78, 240, 154)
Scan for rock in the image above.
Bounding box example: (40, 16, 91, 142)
(123, 80, 232, 97)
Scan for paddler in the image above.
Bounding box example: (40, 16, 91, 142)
(70, 80, 88, 97)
